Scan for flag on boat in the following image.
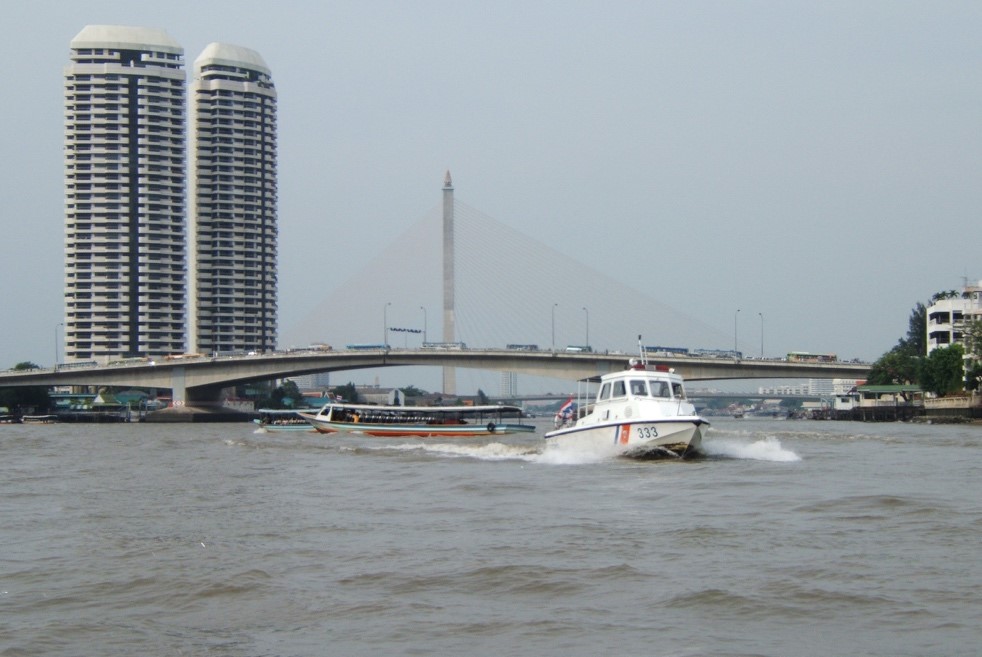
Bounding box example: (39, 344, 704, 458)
(556, 396, 575, 419)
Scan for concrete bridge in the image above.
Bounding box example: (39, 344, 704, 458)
(0, 348, 870, 404)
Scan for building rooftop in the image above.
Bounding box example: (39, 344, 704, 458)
(195, 42, 269, 74)
(70, 25, 182, 54)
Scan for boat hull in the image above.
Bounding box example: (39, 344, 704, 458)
(253, 419, 315, 432)
(544, 418, 705, 457)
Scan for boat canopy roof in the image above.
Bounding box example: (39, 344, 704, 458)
(578, 363, 684, 384)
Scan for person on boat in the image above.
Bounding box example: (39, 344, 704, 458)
(554, 396, 575, 428)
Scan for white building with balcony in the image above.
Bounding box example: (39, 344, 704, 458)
(926, 281, 982, 356)
(63, 25, 187, 361)
(188, 43, 278, 356)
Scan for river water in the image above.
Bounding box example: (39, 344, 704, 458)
(1, 417, 979, 656)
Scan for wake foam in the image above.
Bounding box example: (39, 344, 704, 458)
(700, 436, 801, 462)
(361, 440, 618, 465)
(536, 442, 623, 465)
(369, 441, 543, 462)
(334, 436, 800, 465)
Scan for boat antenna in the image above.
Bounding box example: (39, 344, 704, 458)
(638, 334, 647, 366)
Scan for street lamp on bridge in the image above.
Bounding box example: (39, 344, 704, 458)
(551, 303, 559, 351)
(582, 306, 589, 348)
(383, 301, 392, 346)
(420, 306, 427, 344)
(759, 312, 764, 358)
(734, 308, 741, 353)
(54, 322, 63, 366)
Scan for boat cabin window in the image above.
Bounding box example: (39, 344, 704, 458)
(651, 380, 670, 398)
(630, 380, 647, 396)
(612, 380, 627, 398)
(598, 383, 611, 400)
(672, 382, 685, 399)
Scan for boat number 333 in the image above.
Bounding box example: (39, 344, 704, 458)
(616, 424, 659, 445)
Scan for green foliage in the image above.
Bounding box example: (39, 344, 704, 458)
(255, 379, 306, 409)
(279, 380, 304, 407)
(13, 361, 41, 371)
(866, 349, 920, 385)
(331, 382, 359, 403)
(962, 318, 982, 359)
(476, 388, 489, 404)
(919, 344, 965, 396)
(964, 361, 982, 392)
(962, 318, 982, 391)
(930, 289, 961, 303)
(399, 385, 427, 397)
(899, 302, 926, 358)
(868, 302, 926, 385)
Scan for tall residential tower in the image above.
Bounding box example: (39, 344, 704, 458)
(64, 25, 187, 361)
(188, 43, 278, 355)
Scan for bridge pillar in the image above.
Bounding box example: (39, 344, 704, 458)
(170, 367, 186, 404)
(167, 367, 225, 407)
(442, 171, 457, 395)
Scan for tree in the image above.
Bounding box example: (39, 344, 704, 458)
(962, 318, 982, 360)
(279, 380, 304, 407)
(867, 301, 926, 385)
(254, 379, 306, 409)
(960, 318, 982, 391)
(399, 385, 427, 398)
(930, 290, 960, 302)
(898, 302, 926, 358)
(965, 361, 982, 392)
(866, 349, 920, 385)
(919, 344, 965, 396)
(331, 382, 359, 403)
(476, 388, 489, 404)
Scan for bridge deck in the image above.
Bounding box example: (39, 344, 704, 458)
(0, 349, 870, 403)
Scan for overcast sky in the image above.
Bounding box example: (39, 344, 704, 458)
(1, 1, 980, 388)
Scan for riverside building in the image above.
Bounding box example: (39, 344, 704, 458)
(926, 281, 982, 356)
(63, 25, 187, 361)
(188, 44, 278, 355)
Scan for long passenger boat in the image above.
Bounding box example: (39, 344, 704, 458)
(298, 402, 535, 437)
(254, 409, 317, 432)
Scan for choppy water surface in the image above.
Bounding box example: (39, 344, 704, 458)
(2, 418, 980, 656)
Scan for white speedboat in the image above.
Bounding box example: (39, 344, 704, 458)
(544, 357, 708, 458)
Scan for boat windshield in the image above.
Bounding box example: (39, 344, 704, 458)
(630, 378, 672, 398)
(596, 376, 683, 401)
(612, 381, 627, 398)
(649, 380, 671, 398)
